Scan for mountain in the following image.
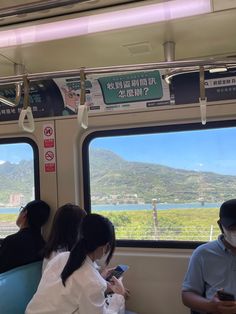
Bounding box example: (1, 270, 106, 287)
(0, 160, 34, 205)
(90, 148, 236, 204)
(1, 149, 236, 206)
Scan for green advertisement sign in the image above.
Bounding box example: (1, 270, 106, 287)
(98, 71, 163, 105)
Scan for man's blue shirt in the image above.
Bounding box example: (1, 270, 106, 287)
(182, 235, 236, 299)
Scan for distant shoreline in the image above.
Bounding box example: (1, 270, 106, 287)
(0, 202, 220, 214)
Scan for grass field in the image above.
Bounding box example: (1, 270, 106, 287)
(0, 213, 17, 222)
(93, 207, 220, 241)
(0, 207, 220, 241)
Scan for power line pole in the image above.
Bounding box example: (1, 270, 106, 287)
(152, 198, 158, 240)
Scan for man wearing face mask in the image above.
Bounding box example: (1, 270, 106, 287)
(182, 199, 236, 314)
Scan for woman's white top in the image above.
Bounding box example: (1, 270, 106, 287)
(26, 252, 124, 314)
(42, 249, 64, 273)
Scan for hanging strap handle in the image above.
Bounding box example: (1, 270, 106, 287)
(199, 66, 207, 125)
(78, 105, 88, 129)
(77, 68, 88, 129)
(18, 76, 35, 133)
(0, 63, 24, 107)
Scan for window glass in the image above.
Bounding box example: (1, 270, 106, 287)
(0, 142, 35, 238)
(89, 126, 236, 242)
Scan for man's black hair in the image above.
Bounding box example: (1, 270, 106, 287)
(25, 200, 50, 229)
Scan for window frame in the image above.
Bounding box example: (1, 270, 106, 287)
(82, 119, 236, 249)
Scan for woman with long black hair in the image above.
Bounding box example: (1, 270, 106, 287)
(42, 203, 86, 272)
(26, 213, 125, 314)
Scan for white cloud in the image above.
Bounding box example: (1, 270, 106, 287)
(0, 160, 6, 165)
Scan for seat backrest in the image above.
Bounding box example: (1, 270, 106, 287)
(0, 261, 42, 314)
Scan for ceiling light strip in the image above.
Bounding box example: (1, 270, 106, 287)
(0, 0, 211, 48)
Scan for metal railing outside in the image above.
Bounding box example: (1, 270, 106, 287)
(0, 224, 216, 241)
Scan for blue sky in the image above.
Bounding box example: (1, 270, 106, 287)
(0, 143, 33, 164)
(90, 127, 236, 176)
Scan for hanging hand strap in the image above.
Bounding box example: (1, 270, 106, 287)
(199, 66, 207, 125)
(78, 105, 88, 129)
(77, 68, 88, 129)
(18, 76, 35, 133)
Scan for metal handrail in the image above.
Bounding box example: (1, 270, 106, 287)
(0, 59, 235, 85)
(0, 0, 95, 18)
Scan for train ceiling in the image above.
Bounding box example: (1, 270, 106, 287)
(0, 0, 235, 76)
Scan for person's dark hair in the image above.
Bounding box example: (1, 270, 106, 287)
(61, 213, 115, 286)
(25, 200, 50, 229)
(44, 203, 86, 258)
(219, 199, 236, 228)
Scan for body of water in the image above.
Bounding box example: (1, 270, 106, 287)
(0, 202, 220, 214)
(92, 202, 220, 211)
(0, 207, 19, 214)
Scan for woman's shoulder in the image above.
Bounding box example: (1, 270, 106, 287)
(43, 251, 70, 273)
(73, 258, 107, 289)
(50, 251, 70, 266)
(52, 251, 70, 261)
(44, 249, 68, 265)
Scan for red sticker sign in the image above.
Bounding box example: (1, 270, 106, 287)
(44, 139, 55, 148)
(45, 163, 56, 172)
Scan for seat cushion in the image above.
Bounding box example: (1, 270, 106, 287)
(0, 261, 42, 314)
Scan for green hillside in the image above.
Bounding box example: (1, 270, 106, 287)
(90, 148, 236, 204)
(0, 160, 34, 204)
(1, 148, 236, 206)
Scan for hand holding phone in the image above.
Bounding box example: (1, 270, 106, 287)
(217, 290, 235, 301)
(106, 264, 129, 282)
(107, 276, 126, 296)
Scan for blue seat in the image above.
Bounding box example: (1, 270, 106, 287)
(0, 261, 42, 314)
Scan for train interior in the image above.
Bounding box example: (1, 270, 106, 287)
(0, 1, 236, 313)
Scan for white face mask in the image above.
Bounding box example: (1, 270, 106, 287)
(95, 244, 110, 266)
(96, 253, 107, 267)
(223, 226, 236, 247)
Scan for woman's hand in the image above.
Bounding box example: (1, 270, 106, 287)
(107, 276, 126, 296)
(100, 267, 115, 279)
(124, 288, 131, 300)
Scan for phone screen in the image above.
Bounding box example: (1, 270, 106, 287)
(106, 264, 129, 281)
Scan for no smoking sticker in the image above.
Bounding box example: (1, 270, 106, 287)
(45, 150, 54, 161)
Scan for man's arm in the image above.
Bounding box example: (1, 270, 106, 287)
(182, 291, 217, 313)
(182, 291, 236, 314)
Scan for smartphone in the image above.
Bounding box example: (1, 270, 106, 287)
(217, 290, 235, 301)
(106, 264, 129, 281)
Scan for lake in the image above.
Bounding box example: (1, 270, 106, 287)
(0, 202, 220, 214)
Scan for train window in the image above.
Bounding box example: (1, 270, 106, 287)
(0, 139, 39, 239)
(84, 122, 236, 247)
